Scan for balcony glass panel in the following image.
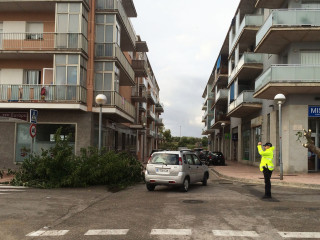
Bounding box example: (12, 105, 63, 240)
(255, 65, 320, 92)
(256, 10, 320, 46)
(215, 89, 228, 102)
(228, 90, 262, 113)
(229, 15, 264, 53)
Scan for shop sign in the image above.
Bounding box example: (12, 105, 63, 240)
(0, 112, 28, 121)
(308, 106, 320, 117)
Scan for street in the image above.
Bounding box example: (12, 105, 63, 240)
(1, 170, 320, 240)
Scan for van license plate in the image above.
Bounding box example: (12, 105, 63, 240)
(156, 168, 169, 173)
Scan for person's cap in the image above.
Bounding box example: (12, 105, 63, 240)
(263, 142, 272, 147)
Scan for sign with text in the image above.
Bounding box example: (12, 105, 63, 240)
(0, 112, 28, 121)
(309, 106, 320, 117)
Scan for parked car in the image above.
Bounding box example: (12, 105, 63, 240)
(150, 149, 164, 157)
(193, 148, 207, 161)
(206, 152, 225, 166)
(145, 150, 209, 192)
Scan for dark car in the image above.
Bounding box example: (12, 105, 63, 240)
(206, 152, 225, 166)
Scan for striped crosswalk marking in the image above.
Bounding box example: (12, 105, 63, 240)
(26, 230, 69, 237)
(279, 232, 320, 238)
(85, 229, 129, 235)
(151, 229, 192, 235)
(212, 230, 259, 237)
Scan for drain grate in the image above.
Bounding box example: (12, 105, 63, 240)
(183, 200, 204, 204)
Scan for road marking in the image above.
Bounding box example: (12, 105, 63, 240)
(212, 230, 259, 237)
(151, 229, 192, 235)
(26, 230, 69, 236)
(0, 185, 27, 189)
(279, 232, 320, 238)
(0, 189, 25, 192)
(85, 229, 129, 235)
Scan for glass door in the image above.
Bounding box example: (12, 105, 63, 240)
(308, 118, 320, 171)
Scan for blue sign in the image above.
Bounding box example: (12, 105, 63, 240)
(30, 109, 38, 124)
(309, 106, 320, 117)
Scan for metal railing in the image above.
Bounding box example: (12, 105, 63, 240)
(139, 78, 148, 89)
(255, 64, 320, 92)
(147, 90, 157, 103)
(131, 88, 147, 98)
(139, 102, 147, 111)
(0, 32, 88, 53)
(155, 117, 163, 125)
(96, 0, 136, 46)
(147, 109, 156, 119)
(228, 90, 262, 113)
(0, 84, 87, 103)
(256, 9, 320, 46)
(94, 90, 135, 118)
(95, 43, 135, 82)
(228, 53, 264, 84)
(229, 15, 264, 53)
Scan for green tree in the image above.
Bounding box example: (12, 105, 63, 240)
(202, 137, 208, 148)
(163, 129, 172, 142)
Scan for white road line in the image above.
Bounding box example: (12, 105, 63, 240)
(212, 230, 259, 237)
(26, 230, 69, 237)
(0, 193, 10, 194)
(279, 232, 320, 238)
(84, 229, 129, 235)
(151, 229, 192, 235)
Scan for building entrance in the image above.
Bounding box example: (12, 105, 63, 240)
(308, 118, 320, 171)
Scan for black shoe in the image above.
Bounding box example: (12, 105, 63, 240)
(262, 195, 272, 199)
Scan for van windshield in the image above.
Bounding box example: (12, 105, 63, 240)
(150, 153, 179, 165)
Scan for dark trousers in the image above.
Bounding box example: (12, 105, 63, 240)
(263, 168, 273, 197)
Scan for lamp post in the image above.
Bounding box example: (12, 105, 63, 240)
(274, 93, 286, 180)
(221, 122, 226, 156)
(95, 94, 107, 151)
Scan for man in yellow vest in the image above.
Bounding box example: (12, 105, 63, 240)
(257, 142, 275, 199)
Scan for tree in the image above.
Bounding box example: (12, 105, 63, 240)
(163, 129, 172, 142)
(202, 137, 208, 148)
(297, 129, 320, 158)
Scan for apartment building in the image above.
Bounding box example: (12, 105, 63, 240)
(0, 0, 164, 169)
(202, 0, 320, 173)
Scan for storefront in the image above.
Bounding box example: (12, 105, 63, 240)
(308, 106, 320, 172)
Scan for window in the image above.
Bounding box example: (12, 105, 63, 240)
(192, 155, 201, 165)
(94, 61, 113, 91)
(186, 154, 194, 165)
(25, 70, 41, 84)
(230, 83, 235, 103)
(26, 22, 43, 40)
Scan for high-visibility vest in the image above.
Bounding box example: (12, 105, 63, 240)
(257, 145, 275, 172)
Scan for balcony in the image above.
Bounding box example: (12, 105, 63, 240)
(202, 115, 206, 122)
(95, 43, 135, 86)
(139, 102, 147, 111)
(155, 102, 164, 112)
(155, 117, 164, 126)
(210, 114, 229, 129)
(229, 15, 264, 54)
(213, 89, 228, 108)
(131, 88, 147, 102)
(0, 32, 88, 54)
(147, 129, 156, 138)
(94, 90, 135, 123)
(255, 0, 286, 9)
(254, 65, 320, 99)
(0, 84, 87, 109)
(136, 40, 148, 52)
(227, 90, 262, 118)
(139, 78, 148, 89)
(255, 9, 320, 54)
(130, 115, 147, 129)
(132, 59, 148, 77)
(202, 101, 207, 111)
(147, 109, 156, 120)
(147, 90, 157, 105)
(96, 0, 136, 51)
(228, 53, 264, 86)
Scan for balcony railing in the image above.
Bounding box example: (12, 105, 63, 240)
(228, 53, 264, 84)
(0, 84, 87, 103)
(256, 9, 320, 47)
(228, 90, 262, 113)
(229, 15, 264, 53)
(96, 0, 136, 47)
(147, 129, 156, 137)
(139, 102, 147, 111)
(155, 117, 163, 125)
(255, 65, 320, 92)
(0, 32, 88, 53)
(95, 43, 135, 82)
(131, 88, 147, 99)
(147, 90, 157, 104)
(139, 78, 148, 89)
(132, 59, 148, 77)
(94, 90, 135, 118)
(215, 89, 228, 102)
(147, 109, 156, 120)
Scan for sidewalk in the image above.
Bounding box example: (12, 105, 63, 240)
(212, 160, 320, 189)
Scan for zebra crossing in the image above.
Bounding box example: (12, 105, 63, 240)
(0, 185, 26, 194)
(25, 229, 320, 238)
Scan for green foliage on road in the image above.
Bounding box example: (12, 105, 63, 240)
(11, 129, 144, 189)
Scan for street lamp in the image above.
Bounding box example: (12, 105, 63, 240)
(274, 93, 286, 180)
(95, 94, 107, 151)
(221, 122, 226, 156)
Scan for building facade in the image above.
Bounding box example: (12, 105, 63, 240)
(202, 0, 320, 173)
(0, 0, 164, 169)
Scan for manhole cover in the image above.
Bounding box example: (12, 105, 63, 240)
(183, 200, 204, 204)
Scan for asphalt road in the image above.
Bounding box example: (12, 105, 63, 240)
(1, 170, 320, 240)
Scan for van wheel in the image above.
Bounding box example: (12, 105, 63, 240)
(181, 178, 189, 192)
(202, 173, 208, 186)
(146, 184, 155, 191)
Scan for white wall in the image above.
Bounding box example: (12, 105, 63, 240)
(0, 69, 23, 84)
(3, 21, 26, 33)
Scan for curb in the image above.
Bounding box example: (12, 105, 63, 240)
(210, 168, 320, 190)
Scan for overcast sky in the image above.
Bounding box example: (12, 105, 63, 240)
(131, 0, 240, 138)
